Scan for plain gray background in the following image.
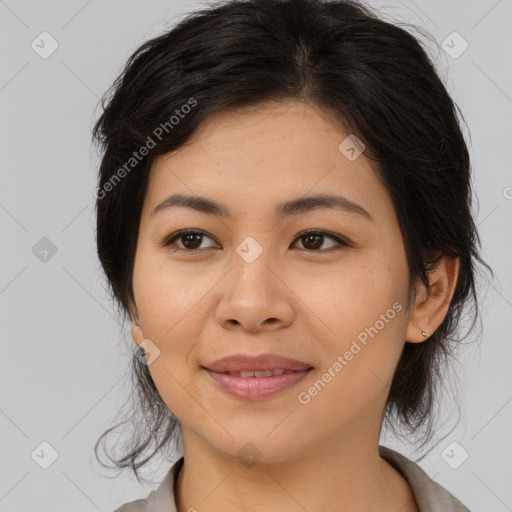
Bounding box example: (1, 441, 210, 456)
(1, 0, 511, 510)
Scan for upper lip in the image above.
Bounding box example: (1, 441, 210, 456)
(204, 354, 313, 373)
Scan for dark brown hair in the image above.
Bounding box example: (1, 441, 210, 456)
(92, 0, 492, 482)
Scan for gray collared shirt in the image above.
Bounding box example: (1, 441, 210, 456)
(113, 445, 470, 511)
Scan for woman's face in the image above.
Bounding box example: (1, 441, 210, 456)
(130, 99, 422, 462)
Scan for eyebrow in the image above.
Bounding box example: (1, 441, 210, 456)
(150, 192, 373, 222)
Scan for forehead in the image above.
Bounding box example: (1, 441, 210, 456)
(143, 100, 393, 224)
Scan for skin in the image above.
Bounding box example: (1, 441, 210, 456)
(128, 99, 459, 512)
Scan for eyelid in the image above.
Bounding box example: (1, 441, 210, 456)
(294, 229, 351, 249)
(160, 229, 219, 249)
(161, 228, 351, 252)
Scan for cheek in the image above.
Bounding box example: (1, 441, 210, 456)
(294, 303, 406, 431)
(133, 247, 211, 336)
(133, 259, 209, 419)
(294, 252, 408, 392)
(293, 252, 407, 339)
(131, 254, 211, 407)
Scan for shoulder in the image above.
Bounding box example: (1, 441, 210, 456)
(112, 488, 161, 512)
(112, 496, 151, 512)
(379, 445, 471, 512)
(111, 457, 184, 512)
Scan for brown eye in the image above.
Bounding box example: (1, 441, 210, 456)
(162, 230, 217, 252)
(292, 230, 348, 251)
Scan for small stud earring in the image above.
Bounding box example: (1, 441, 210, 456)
(421, 331, 427, 337)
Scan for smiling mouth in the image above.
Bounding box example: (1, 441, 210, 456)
(204, 367, 313, 400)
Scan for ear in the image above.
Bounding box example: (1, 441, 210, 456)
(127, 296, 145, 345)
(405, 256, 460, 343)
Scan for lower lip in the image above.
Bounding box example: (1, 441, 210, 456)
(204, 368, 312, 400)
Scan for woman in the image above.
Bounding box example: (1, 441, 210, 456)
(92, 0, 490, 510)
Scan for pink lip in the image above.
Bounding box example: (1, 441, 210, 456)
(204, 353, 312, 373)
(205, 368, 312, 400)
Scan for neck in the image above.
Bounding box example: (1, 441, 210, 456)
(174, 427, 418, 512)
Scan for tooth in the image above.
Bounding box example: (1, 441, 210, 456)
(225, 369, 291, 377)
(254, 370, 273, 377)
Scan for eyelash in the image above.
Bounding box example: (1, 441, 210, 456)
(161, 229, 350, 254)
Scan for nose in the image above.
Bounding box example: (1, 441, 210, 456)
(214, 244, 295, 333)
